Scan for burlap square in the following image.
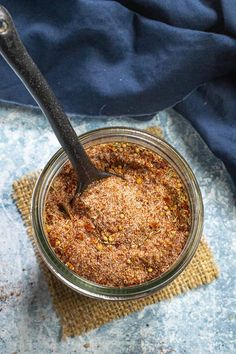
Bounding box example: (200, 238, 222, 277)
(11, 127, 219, 338)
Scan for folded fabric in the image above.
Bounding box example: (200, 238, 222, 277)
(0, 0, 235, 183)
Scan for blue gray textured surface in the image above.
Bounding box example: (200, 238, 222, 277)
(0, 102, 235, 354)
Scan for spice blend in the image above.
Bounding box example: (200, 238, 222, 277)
(44, 143, 191, 287)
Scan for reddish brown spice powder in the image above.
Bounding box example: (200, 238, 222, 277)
(44, 142, 191, 287)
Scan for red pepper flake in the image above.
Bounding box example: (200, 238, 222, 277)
(84, 222, 95, 232)
(149, 222, 159, 229)
(75, 233, 84, 241)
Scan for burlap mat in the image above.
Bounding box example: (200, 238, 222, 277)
(12, 128, 219, 338)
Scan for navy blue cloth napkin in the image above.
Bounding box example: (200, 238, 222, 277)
(0, 1, 235, 184)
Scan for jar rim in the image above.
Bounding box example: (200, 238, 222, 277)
(31, 127, 203, 300)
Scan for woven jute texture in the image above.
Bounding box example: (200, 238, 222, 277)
(12, 128, 219, 338)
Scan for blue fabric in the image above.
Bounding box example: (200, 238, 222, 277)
(0, 1, 236, 184)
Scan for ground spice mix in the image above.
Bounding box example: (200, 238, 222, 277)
(44, 142, 191, 287)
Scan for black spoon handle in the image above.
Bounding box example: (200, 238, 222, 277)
(0, 6, 98, 181)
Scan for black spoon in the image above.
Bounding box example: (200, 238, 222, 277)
(0, 6, 114, 195)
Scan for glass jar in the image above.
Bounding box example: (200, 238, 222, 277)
(31, 127, 203, 300)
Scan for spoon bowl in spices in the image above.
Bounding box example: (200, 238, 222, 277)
(0, 5, 119, 197)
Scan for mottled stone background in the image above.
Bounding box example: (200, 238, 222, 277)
(0, 102, 235, 353)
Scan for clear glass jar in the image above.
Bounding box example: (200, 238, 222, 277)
(31, 127, 203, 300)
